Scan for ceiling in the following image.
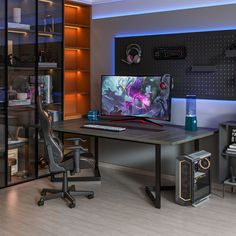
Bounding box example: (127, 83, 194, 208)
(75, 0, 124, 4)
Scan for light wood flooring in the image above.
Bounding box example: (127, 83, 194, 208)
(0, 166, 236, 236)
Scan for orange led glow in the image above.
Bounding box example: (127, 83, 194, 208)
(65, 4, 80, 9)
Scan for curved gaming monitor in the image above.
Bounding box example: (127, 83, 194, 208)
(101, 75, 172, 121)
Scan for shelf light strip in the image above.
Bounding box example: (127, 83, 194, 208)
(38, 32, 53, 37)
(65, 25, 81, 30)
(8, 30, 27, 35)
(65, 4, 80, 9)
(39, 0, 53, 4)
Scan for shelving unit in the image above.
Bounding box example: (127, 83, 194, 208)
(219, 121, 236, 195)
(0, 0, 64, 187)
(64, 1, 91, 120)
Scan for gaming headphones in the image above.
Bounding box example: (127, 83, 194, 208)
(122, 44, 142, 65)
(160, 74, 170, 90)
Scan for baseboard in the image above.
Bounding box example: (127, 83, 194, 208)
(99, 162, 175, 183)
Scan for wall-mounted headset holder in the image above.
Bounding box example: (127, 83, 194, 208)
(121, 44, 142, 65)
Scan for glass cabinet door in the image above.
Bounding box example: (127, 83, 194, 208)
(0, 0, 6, 188)
(37, 0, 63, 176)
(7, 0, 37, 185)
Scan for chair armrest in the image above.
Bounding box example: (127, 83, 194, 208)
(65, 146, 88, 152)
(65, 137, 86, 142)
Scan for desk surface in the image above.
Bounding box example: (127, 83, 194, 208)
(53, 119, 216, 145)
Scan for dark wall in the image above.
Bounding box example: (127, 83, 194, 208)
(115, 30, 236, 100)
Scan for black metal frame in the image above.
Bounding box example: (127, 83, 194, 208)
(145, 139, 200, 208)
(0, 0, 65, 189)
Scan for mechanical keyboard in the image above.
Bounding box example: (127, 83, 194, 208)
(82, 124, 126, 132)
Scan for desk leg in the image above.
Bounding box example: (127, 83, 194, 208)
(194, 139, 200, 151)
(145, 144, 161, 209)
(94, 137, 100, 178)
(155, 144, 161, 208)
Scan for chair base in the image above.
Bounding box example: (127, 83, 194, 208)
(38, 185, 94, 208)
(38, 172, 94, 208)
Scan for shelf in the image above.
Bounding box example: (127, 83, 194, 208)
(65, 47, 90, 51)
(225, 50, 236, 58)
(65, 69, 89, 73)
(39, 67, 62, 70)
(65, 92, 89, 96)
(8, 66, 35, 71)
(38, 31, 62, 37)
(64, 113, 82, 120)
(8, 28, 35, 35)
(224, 178, 236, 186)
(191, 65, 217, 72)
(65, 23, 89, 29)
(39, 0, 54, 4)
(222, 151, 236, 158)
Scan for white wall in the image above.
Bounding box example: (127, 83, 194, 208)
(91, 4, 236, 178)
(92, 0, 236, 19)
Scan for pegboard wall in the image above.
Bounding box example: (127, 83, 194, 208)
(115, 30, 236, 100)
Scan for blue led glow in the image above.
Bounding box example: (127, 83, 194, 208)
(172, 98, 236, 103)
(115, 26, 236, 38)
(92, 2, 236, 19)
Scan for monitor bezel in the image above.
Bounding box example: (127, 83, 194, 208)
(100, 75, 172, 121)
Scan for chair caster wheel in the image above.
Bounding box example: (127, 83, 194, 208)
(38, 199, 44, 207)
(69, 203, 76, 208)
(87, 194, 94, 199)
(40, 190, 46, 196)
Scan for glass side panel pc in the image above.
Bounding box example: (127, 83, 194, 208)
(7, 0, 37, 185)
(0, 0, 6, 188)
(38, 0, 63, 120)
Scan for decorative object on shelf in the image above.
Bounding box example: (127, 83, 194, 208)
(13, 8, 21, 23)
(230, 166, 236, 183)
(8, 86, 17, 100)
(154, 47, 187, 60)
(0, 87, 5, 103)
(8, 40, 13, 66)
(8, 22, 30, 30)
(185, 95, 197, 131)
(225, 143, 236, 155)
(121, 44, 142, 65)
(87, 110, 99, 121)
(44, 15, 54, 32)
(38, 50, 46, 62)
(231, 129, 236, 143)
(16, 170, 29, 179)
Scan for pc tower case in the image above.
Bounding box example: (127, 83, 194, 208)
(176, 150, 211, 206)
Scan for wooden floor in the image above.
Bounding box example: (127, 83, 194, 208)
(0, 166, 236, 236)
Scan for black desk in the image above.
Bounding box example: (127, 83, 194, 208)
(53, 118, 216, 208)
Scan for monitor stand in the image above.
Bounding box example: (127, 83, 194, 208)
(110, 117, 164, 127)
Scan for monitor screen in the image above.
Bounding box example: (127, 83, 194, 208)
(101, 75, 172, 120)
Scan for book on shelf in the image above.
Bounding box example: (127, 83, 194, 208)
(226, 148, 236, 153)
(231, 129, 236, 143)
(229, 143, 236, 149)
(8, 99, 31, 106)
(38, 62, 57, 68)
(8, 22, 31, 30)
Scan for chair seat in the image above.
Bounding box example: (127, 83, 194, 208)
(61, 153, 95, 171)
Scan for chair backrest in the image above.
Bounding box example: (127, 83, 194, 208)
(37, 96, 65, 173)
